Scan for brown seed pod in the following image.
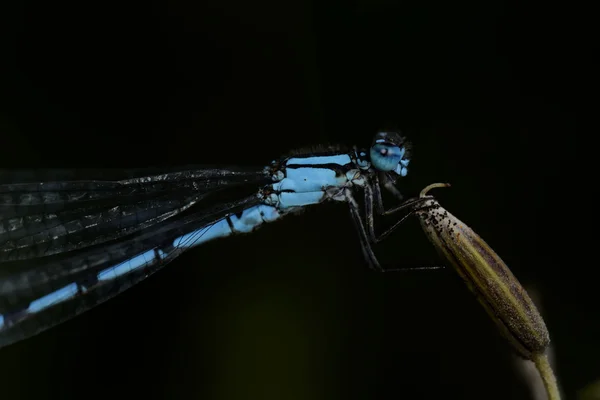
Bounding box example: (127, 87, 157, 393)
(414, 183, 550, 359)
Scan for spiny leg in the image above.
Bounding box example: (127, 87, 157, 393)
(346, 190, 384, 271)
(364, 181, 433, 244)
(372, 172, 422, 216)
(347, 189, 442, 272)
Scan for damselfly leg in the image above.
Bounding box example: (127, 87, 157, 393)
(364, 184, 429, 244)
(346, 184, 441, 272)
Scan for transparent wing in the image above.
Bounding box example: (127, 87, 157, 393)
(0, 167, 268, 349)
(1, 167, 267, 261)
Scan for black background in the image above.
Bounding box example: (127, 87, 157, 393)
(0, 0, 595, 399)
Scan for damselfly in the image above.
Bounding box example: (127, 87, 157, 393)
(0, 131, 425, 349)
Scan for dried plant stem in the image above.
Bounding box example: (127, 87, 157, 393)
(414, 184, 562, 400)
(532, 352, 561, 400)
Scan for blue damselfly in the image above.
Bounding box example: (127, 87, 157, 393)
(0, 131, 427, 349)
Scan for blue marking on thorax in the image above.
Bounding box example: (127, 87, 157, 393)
(272, 167, 348, 192)
(0, 314, 4, 329)
(286, 154, 351, 166)
(356, 151, 370, 169)
(28, 283, 78, 313)
(277, 191, 325, 208)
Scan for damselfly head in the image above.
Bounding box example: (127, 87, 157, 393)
(369, 131, 411, 176)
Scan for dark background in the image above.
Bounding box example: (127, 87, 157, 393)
(0, 0, 594, 399)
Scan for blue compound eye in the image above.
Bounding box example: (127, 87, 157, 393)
(369, 132, 411, 175)
(370, 143, 403, 172)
